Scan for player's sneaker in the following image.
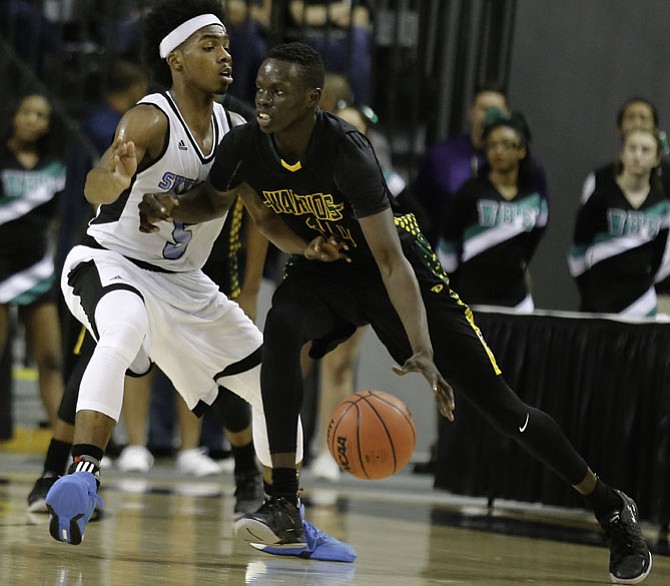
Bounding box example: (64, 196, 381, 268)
(246, 502, 357, 562)
(27, 475, 58, 513)
(250, 516, 357, 562)
(116, 445, 154, 473)
(233, 470, 264, 518)
(46, 471, 103, 545)
(234, 496, 306, 546)
(311, 452, 341, 482)
(599, 489, 652, 584)
(176, 447, 221, 476)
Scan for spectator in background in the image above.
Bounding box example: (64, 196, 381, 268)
(0, 93, 66, 428)
(569, 127, 670, 316)
(320, 71, 353, 112)
(581, 96, 670, 313)
(438, 108, 548, 312)
(224, 0, 271, 107)
(413, 81, 548, 248)
(286, 1, 372, 105)
(581, 97, 670, 203)
(0, 0, 60, 81)
(321, 71, 392, 170)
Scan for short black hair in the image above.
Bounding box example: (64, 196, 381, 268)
(141, 0, 226, 88)
(267, 42, 325, 90)
(616, 96, 660, 129)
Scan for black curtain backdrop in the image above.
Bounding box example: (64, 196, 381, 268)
(435, 309, 670, 524)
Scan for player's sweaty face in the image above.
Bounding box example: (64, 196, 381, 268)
(179, 26, 232, 95)
(255, 59, 311, 134)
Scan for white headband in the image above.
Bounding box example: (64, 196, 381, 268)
(159, 14, 226, 59)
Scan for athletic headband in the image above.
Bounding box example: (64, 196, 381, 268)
(159, 14, 226, 58)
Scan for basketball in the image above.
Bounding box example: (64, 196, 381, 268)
(326, 390, 416, 480)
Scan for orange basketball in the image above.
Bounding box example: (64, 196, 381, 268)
(326, 390, 416, 480)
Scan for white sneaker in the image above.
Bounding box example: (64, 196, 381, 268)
(116, 445, 154, 473)
(218, 457, 235, 474)
(312, 452, 341, 482)
(176, 448, 221, 477)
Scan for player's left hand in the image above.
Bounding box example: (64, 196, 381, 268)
(305, 235, 351, 263)
(392, 353, 455, 421)
(138, 192, 179, 233)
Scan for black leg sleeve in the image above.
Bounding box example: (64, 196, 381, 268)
(260, 280, 336, 455)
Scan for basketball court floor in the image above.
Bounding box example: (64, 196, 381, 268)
(1, 452, 669, 585)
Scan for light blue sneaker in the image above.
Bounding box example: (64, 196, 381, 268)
(46, 472, 103, 545)
(250, 504, 357, 563)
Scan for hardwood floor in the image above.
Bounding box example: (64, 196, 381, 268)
(1, 455, 668, 585)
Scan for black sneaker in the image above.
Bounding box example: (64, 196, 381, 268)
(27, 475, 58, 513)
(233, 470, 264, 519)
(234, 497, 306, 546)
(599, 490, 652, 584)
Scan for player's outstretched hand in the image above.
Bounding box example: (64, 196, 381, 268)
(392, 353, 455, 421)
(109, 137, 138, 192)
(305, 235, 351, 263)
(138, 192, 179, 233)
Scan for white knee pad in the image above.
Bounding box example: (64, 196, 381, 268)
(252, 406, 303, 468)
(94, 291, 148, 363)
(76, 291, 148, 421)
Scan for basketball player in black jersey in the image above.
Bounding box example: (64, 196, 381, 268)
(140, 43, 651, 583)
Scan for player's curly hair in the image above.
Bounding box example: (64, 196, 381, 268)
(141, 0, 227, 89)
(267, 42, 325, 90)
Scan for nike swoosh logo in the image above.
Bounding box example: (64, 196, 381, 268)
(519, 413, 530, 433)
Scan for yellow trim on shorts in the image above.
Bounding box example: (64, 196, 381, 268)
(463, 304, 502, 375)
(394, 213, 502, 375)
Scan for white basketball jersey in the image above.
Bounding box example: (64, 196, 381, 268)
(86, 92, 230, 272)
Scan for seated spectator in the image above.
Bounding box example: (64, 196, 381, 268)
(0, 0, 60, 83)
(413, 81, 548, 248)
(438, 108, 548, 312)
(569, 127, 670, 316)
(225, 0, 271, 107)
(286, 1, 372, 105)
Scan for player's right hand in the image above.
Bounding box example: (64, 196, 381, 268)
(138, 192, 179, 233)
(392, 353, 456, 421)
(108, 137, 138, 191)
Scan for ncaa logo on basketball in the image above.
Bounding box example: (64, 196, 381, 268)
(335, 436, 351, 471)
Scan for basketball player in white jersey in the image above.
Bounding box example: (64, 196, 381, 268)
(43, 0, 314, 548)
